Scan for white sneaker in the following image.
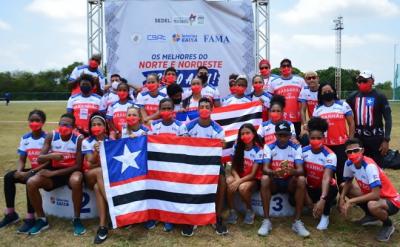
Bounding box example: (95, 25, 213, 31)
(257, 218, 272, 236)
(292, 220, 310, 237)
(317, 215, 329, 230)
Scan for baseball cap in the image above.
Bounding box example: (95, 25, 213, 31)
(275, 121, 292, 135)
(358, 70, 374, 80)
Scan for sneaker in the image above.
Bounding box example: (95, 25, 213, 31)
(28, 218, 49, 235)
(163, 222, 174, 232)
(181, 225, 195, 237)
(94, 226, 108, 244)
(376, 225, 395, 242)
(316, 215, 329, 231)
(144, 220, 157, 230)
(0, 212, 19, 228)
(215, 217, 228, 235)
(17, 218, 36, 234)
(73, 218, 86, 236)
(292, 220, 310, 237)
(355, 215, 381, 226)
(226, 209, 238, 224)
(258, 218, 272, 236)
(243, 209, 255, 225)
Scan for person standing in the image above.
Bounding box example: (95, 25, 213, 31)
(346, 70, 392, 167)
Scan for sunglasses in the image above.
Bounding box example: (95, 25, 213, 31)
(260, 67, 270, 70)
(306, 76, 317, 80)
(281, 64, 291, 68)
(345, 147, 362, 155)
(357, 78, 369, 84)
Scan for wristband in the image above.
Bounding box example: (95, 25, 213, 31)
(320, 195, 327, 201)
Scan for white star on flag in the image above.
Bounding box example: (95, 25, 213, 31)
(113, 145, 141, 173)
(367, 99, 373, 105)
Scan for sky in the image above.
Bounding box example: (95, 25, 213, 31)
(0, 0, 399, 84)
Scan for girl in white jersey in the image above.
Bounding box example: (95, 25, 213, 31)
(182, 77, 203, 120)
(0, 110, 47, 233)
(121, 106, 149, 138)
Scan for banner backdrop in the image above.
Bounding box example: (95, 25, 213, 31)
(105, 0, 254, 96)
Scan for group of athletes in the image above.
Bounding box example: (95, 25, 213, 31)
(0, 55, 398, 244)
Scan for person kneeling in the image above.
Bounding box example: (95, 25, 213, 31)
(226, 124, 263, 225)
(258, 121, 310, 237)
(26, 113, 85, 236)
(339, 138, 400, 242)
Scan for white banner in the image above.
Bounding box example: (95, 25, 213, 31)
(105, 0, 254, 96)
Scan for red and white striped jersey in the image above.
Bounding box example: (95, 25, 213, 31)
(136, 91, 167, 116)
(106, 100, 137, 131)
(298, 86, 318, 118)
(50, 130, 81, 168)
(313, 100, 353, 146)
(17, 131, 47, 169)
(257, 120, 296, 144)
(232, 144, 263, 179)
(67, 93, 104, 132)
(222, 95, 252, 106)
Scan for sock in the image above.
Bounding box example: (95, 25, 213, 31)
(5, 208, 15, 214)
(26, 213, 35, 220)
(383, 218, 392, 227)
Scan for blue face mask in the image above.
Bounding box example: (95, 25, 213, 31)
(80, 85, 92, 94)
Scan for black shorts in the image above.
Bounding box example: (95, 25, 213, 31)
(272, 178, 290, 194)
(47, 175, 71, 191)
(385, 199, 399, 216)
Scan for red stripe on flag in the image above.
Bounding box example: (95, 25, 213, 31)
(116, 209, 216, 227)
(225, 125, 260, 137)
(148, 135, 222, 148)
(211, 101, 262, 114)
(147, 170, 219, 184)
(110, 175, 147, 187)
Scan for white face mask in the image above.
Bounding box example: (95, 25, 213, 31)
(111, 81, 120, 90)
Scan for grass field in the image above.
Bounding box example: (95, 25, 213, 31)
(0, 101, 400, 247)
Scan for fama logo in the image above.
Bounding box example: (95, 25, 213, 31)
(203, 35, 230, 44)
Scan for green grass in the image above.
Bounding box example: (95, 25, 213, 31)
(0, 101, 400, 246)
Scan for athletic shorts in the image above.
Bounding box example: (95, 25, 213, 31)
(386, 199, 399, 216)
(272, 178, 290, 193)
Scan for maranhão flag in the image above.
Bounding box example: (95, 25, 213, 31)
(100, 135, 222, 228)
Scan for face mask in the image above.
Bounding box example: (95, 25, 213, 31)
(236, 86, 246, 95)
(270, 112, 282, 122)
(117, 91, 128, 100)
(253, 83, 264, 92)
(229, 85, 238, 95)
(191, 85, 202, 94)
(165, 75, 176, 85)
(146, 83, 158, 92)
(241, 133, 254, 144)
(199, 109, 211, 119)
(80, 85, 92, 94)
(126, 116, 140, 126)
(358, 82, 372, 93)
(260, 68, 270, 77)
(172, 98, 182, 105)
(111, 81, 119, 90)
(58, 126, 73, 136)
(310, 139, 323, 150)
(280, 67, 292, 77)
(348, 152, 363, 164)
(321, 92, 335, 102)
(91, 126, 105, 136)
(89, 60, 99, 69)
(29, 122, 43, 131)
(160, 111, 173, 121)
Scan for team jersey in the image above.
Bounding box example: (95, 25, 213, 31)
(298, 86, 318, 118)
(186, 118, 224, 140)
(121, 124, 149, 138)
(17, 131, 47, 169)
(50, 130, 81, 169)
(222, 95, 252, 106)
(343, 156, 400, 208)
(183, 96, 200, 112)
(68, 65, 106, 95)
(302, 145, 337, 189)
(149, 119, 187, 136)
(267, 75, 306, 122)
(81, 136, 109, 172)
(160, 85, 191, 99)
(136, 91, 167, 116)
(232, 144, 263, 179)
(313, 100, 353, 146)
(263, 140, 303, 179)
(257, 120, 296, 144)
(67, 93, 104, 132)
(101, 92, 119, 110)
(262, 74, 279, 90)
(106, 100, 137, 131)
(248, 91, 272, 121)
(186, 84, 221, 102)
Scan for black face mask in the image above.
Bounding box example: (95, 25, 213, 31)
(172, 98, 182, 105)
(80, 85, 92, 94)
(321, 92, 335, 102)
(198, 73, 208, 84)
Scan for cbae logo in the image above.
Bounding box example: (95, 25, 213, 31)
(147, 34, 166, 41)
(172, 34, 197, 43)
(203, 35, 230, 44)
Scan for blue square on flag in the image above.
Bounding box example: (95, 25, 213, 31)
(366, 97, 375, 106)
(103, 136, 147, 185)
